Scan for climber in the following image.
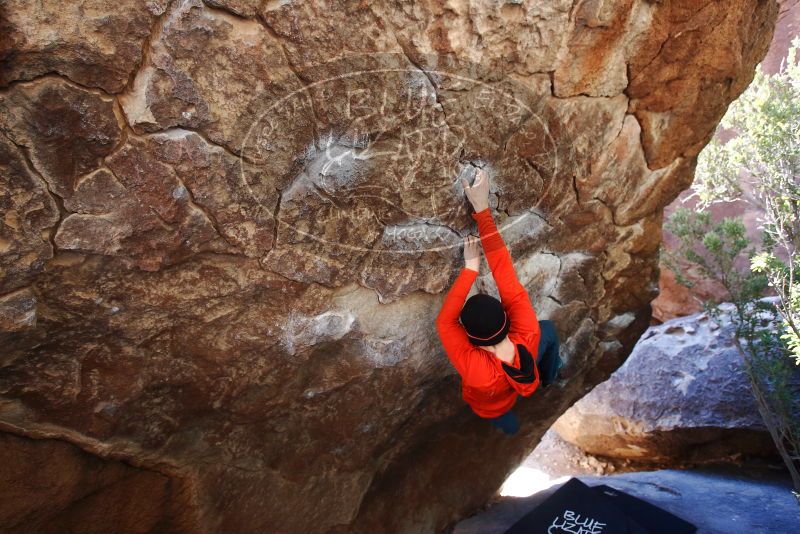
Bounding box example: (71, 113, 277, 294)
(435, 168, 563, 435)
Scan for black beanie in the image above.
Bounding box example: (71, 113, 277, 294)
(459, 293, 509, 346)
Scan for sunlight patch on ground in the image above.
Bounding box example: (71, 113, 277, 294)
(499, 467, 570, 497)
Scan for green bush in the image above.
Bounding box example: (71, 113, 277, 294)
(665, 38, 800, 497)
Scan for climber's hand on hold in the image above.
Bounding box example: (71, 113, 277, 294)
(464, 234, 481, 272)
(461, 167, 490, 213)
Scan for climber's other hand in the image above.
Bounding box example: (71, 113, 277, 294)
(461, 167, 490, 213)
(464, 234, 481, 272)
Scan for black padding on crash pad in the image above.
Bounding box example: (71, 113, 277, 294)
(504, 478, 644, 534)
(590, 485, 697, 534)
(503, 478, 699, 534)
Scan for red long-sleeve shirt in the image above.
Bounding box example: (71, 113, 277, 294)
(435, 208, 541, 418)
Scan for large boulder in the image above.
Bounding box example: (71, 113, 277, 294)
(554, 305, 777, 463)
(0, 1, 778, 532)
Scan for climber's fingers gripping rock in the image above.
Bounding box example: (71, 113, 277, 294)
(463, 234, 481, 272)
(461, 167, 490, 212)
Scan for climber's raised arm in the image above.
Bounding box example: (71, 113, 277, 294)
(461, 169, 540, 337)
(435, 235, 495, 387)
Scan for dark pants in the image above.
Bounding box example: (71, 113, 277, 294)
(536, 319, 563, 386)
(488, 320, 562, 435)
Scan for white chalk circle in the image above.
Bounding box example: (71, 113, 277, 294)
(238, 53, 561, 254)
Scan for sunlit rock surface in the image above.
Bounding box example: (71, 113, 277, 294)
(0, 1, 778, 532)
(652, 0, 800, 322)
(554, 306, 777, 464)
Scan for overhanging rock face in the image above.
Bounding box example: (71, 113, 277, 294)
(0, 1, 777, 532)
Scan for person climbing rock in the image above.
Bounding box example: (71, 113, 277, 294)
(435, 167, 563, 435)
